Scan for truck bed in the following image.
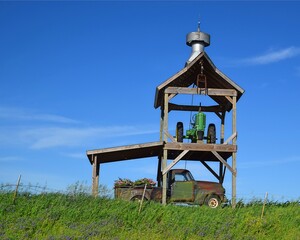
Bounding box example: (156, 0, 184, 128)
(114, 186, 162, 202)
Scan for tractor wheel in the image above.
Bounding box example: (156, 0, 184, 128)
(207, 123, 216, 144)
(205, 195, 220, 208)
(176, 122, 184, 142)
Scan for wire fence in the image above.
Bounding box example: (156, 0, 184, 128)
(1, 174, 299, 205)
(1, 181, 299, 206)
(0, 182, 113, 199)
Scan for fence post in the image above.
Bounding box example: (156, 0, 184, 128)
(139, 184, 147, 214)
(261, 192, 268, 219)
(12, 175, 22, 204)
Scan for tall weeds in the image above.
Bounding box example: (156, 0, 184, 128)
(0, 185, 299, 239)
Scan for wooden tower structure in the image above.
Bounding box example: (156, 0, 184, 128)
(154, 51, 244, 206)
(86, 27, 244, 207)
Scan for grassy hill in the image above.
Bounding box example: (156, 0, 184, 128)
(0, 191, 299, 239)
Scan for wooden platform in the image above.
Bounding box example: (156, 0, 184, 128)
(86, 141, 164, 164)
(86, 141, 236, 165)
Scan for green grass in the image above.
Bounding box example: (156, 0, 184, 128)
(0, 191, 299, 239)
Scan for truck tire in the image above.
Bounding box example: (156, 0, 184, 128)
(205, 195, 220, 208)
(130, 195, 148, 202)
(207, 123, 216, 144)
(176, 122, 184, 142)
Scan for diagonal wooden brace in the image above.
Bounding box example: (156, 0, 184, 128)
(168, 93, 177, 102)
(164, 130, 176, 143)
(212, 151, 236, 176)
(223, 132, 237, 145)
(162, 150, 189, 175)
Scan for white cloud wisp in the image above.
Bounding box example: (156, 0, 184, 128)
(0, 107, 79, 124)
(241, 47, 300, 65)
(0, 125, 158, 150)
(0, 106, 158, 150)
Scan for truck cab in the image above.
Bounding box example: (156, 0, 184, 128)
(167, 169, 226, 208)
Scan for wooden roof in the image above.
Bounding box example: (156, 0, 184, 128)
(87, 142, 164, 164)
(154, 52, 245, 111)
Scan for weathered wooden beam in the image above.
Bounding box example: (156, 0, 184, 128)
(223, 132, 237, 145)
(220, 111, 226, 144)
(92, 155, 99, 197)
(222, 166, 226, 183)
(200, 160, 220, 181)
(219, 162, 224, 184)
(165, 142, 237, 152)
(225, 96, 233, 104)
(162, 92, 169, 205)
(87, 142, 163, 155)
(165, 87, 237, 97)
(163, 130, 175, 143)
(157, 157, 162, 187)
(168, 93, 177, 102)
(163, 150, 189, 175)
(168, 103, 224, 113)
(232, 96, 237, 208)
(159, 109, 163, 141)
(214, 111, 222, 119)
(212, 151, 236, 176)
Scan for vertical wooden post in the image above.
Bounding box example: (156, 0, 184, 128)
(219, 112, 225, 183)
(232, 96, 237, 208)
(220, 112, 225, 144)
(92, 155, 100, 197)
(162, 92, 169, 205)
(157, 109, 164, 187)
(157, 156, 162, 187)
(219, 163, 223, 184)
(159, 109, 164, 142)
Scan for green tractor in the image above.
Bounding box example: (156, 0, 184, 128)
(176, 112, 216, 144)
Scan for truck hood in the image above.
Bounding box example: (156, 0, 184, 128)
(196, 181, 225, 195)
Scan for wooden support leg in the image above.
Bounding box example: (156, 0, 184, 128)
(222, 166, 226, 183)
(157, 156, 162, 187)
(92, 155, 99, 197)
(232, 153, 237, 208)
(162, 150, 167, 205)
(219, 162, 223, 184)
(162, 92, 169, 205)
(200, 160, 220, 182)
(232, 96, 237, 208)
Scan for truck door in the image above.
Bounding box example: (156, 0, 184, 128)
(170, 172, 195, 202)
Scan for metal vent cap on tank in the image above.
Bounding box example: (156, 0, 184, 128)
(186, 22, 210, 66)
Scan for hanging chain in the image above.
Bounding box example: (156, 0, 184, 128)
(197, 60, 207, 95)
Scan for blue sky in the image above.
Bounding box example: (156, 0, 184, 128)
(1, 1, 300, 201)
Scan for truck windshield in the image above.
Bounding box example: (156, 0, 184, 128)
(175, 171, 194, 181)
(185, 171, 194, 181)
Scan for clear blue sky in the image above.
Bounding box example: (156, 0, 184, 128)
(1, 1, 300, 201)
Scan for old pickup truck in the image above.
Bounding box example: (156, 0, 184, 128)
(114, 169, 226, 208)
